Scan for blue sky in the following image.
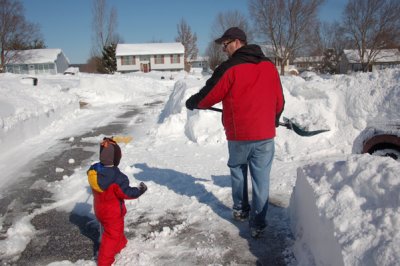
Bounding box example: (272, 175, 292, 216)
(21, 0, 347, 64)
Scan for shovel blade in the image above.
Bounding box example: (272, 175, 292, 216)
(283, 117, 329, 137)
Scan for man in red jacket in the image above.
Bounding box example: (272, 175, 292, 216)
(186, 27, 285, 238)
(88, 137, 147, 265)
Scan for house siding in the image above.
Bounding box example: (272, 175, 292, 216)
(55, 52, 69, 74)
(116, 43, 185, 73)
(116, 54, 184, 73)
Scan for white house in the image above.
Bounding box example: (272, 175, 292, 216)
(5, 49, 70, 75)
(339, 49, 400, 73)
(116, 43, 185, 73)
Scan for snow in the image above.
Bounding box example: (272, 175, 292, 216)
(0, 67, 399, 265)
(116, 43, 185, 56)
(6, 49, 68, 64)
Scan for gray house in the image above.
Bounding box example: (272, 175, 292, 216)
(5, 49, 70, 75)
(339, 49, 400, 74)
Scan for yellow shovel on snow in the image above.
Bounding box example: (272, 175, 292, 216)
(112, 135, 133, 144)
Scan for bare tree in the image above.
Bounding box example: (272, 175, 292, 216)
(175, 18, 198, 72)
(91, 0, 119, 58)
(206, 10, 252, 69)
(82, 56, 101, 73)
(249, 0, 324, 75)
(312, 21, 349, 73)
(206, 42, 226, 70)
(342, 0, 400, 72)
(211, 10, 254, 42)
(0, 0, 45, 71)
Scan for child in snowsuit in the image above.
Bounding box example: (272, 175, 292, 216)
(87, 137, 147, 266)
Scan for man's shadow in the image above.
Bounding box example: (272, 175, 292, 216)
(133, 163, 232, 221)
(133, 163, 292, 265)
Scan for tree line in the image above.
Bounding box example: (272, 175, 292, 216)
(1, 0, 399, 74)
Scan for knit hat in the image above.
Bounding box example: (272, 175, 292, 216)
(214, 27, 247, 44)
(99, 137, 121, 166)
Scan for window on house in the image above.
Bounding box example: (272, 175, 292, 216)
(170, 54, 180, 64)
(154, 55, 164, 64)
(48, 64, 55, 73)
(13, 65, 21, 74)
(121, 56, 135, 65)
(35, 64, 45, 74)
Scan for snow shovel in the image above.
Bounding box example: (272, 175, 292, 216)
(207, 107, 329, 137)
(112, 135, 133, 143)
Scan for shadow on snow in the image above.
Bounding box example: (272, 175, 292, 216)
(133, 162, 293, 265)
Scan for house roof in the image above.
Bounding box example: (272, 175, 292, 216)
(294, 56, 324, 63)
(343, 49, 400, 63)
(116, 43, 184, 56)
(259, 45, 286, 58)
(7, 49, 68, 64)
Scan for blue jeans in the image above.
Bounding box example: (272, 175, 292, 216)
(227, 139, 275, 229)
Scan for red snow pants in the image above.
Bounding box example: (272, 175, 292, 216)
(97, 217, 127, 266)
(95, 203, 128, 266)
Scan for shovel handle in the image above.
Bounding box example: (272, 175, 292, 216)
(208, 107, 222, 112)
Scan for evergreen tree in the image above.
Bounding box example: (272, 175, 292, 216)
(321, 48, 338, 74)
(98, 43, 117, 74)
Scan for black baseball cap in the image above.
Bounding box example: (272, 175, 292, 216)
(214, 27, 247, 44)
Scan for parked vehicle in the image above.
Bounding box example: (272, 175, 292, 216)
(64, 67, 79, 75)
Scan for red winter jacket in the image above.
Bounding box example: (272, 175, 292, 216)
(186, 44, 285, 141)
(87, 162, 142, 218)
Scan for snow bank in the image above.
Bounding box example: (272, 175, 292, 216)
(0, 74, 79, 154)
(0, 72, 177, 155)
(69, 73, 173, 106)
(275, 69, 400, 161)
(155, 76, 225, 145)
(291, 155, 400, 266)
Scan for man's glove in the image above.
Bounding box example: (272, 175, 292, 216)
(185, 95, 197, 110)
(139, 182, 147, 194)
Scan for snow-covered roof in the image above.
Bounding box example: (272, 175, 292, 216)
(259, 45, 286, 58)
(343, 49, 400, 63)
(7, 49, 68, 64)
(294, 56, 324, 63)
(116, 43, 184, 56)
